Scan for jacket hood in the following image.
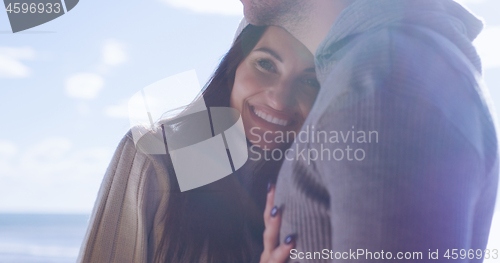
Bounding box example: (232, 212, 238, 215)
(317, 0, 484, 73)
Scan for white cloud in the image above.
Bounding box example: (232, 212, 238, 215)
(104, 100, 130, 119)
(0, 47, 35, 78)
(158, 0, 243, 16)
(0, 140, 18, 177)
(474, 26, 500, 70)
(65, 73, 104, 99)
(105, 96, 163, 120)
(0, 140, 18, 157)
(19, 137, 73, 178)
(14, 137, 112, 180)
(102, 39, 128, 66)
(65, 39, 127, 100)
(0, 137, 114, 213)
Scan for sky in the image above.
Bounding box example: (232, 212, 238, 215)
(0, 0, 244, 213)
(0, 0, 499, 247)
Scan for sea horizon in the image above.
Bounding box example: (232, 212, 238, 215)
(0, 213, 90, 263)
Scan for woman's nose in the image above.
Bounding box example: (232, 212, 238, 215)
(267, 80, 295, 110)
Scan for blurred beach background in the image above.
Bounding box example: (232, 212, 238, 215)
(0, 0, 499, 262)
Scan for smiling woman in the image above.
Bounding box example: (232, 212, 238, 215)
(231, 26, 320, 150)
(77, 23, 319, 263)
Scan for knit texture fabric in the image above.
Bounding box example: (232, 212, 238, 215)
(76, 129, 270, 263)
(76, 132, 170, 262)
(273, 0, 498, 262)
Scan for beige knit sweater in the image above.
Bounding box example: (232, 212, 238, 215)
(76, 131, 173, 263)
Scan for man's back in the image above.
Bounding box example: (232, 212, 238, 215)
(273, 0, 498, 261)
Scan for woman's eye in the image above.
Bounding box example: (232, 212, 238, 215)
(302, 78, 320, 89)
(256, 59, 276, 73)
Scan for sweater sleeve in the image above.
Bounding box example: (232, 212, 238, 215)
(76, 131, 171, 263)
(312, 83, 492, 257)
(274, 27, 498, 262)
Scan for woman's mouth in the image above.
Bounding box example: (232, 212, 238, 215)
(249, 105, 294, 128)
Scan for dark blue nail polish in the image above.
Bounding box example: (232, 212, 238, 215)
(267, 182, 273, 192)
(284, 234, 295, 244)
(271, 206, 278, 217)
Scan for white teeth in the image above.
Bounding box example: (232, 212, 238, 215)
(252, 107, 289, 126)
(265, 115, 273, 123)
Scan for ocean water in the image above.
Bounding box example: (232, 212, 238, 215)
(0, 214, 90, 263)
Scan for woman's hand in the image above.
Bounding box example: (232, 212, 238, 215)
(260, 183, 296, 263)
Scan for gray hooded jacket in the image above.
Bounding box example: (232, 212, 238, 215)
(274, 0, 498, 261)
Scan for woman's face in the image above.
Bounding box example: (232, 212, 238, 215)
(230, 26, 319, 150)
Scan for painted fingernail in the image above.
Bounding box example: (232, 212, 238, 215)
(284, 234, 296, 244)
(267, 182, 273, 193)
(271, 206, 278, 217)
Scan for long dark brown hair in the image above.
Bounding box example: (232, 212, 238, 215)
(153, 25, 284, 263)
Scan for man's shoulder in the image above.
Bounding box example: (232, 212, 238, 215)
(315, 25, 496, 167)
(335, 24, 470, 77)
(321, 23, 481, 103)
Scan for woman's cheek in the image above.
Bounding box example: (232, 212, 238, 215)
(243, 70, 265, 93)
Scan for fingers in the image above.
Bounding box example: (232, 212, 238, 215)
(269, 235, 296, 263)
(261, 183, 278, 262)
(263, 183, 279, 252)
(260, 182, 297, 263)
(263, 205, 281, 253)
(263, 182, 275, 226)
(262, 235, 296, 263)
